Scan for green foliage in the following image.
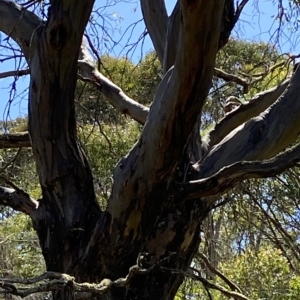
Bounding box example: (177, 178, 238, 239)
(1, 39, 299, 300)
(202, 39, 290, 128)
(289, 275, 300, 298)
(220, 247, 291, 299)
(0, 213, 45, 278)
(0, 147, 41, 199)
(79, 120, 141, 208)
(75, 52, 161, 124)
(100, 52, 162, 105)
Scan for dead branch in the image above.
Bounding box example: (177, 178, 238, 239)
(234, 0, 249, 23)
(214, 68, 249, 93)
(0, 185, 38, 216)
(207, 78, 289, 148)
(0, 265, 151, 298)
(78, 43, 149, 124)
(0, 69, 30, 79)
(0, 263, 249, 300)
(160, 267, 249, 300)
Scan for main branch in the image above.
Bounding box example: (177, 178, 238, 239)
(0, 0, 42, 59)
(208, 78, 289, 147)
(199, 69, 300, 178)
(182, 143, 300, 200)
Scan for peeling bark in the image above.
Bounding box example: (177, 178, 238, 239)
(184, 143, 300, 199)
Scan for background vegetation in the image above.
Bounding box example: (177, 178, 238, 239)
(1, 39, 300, 299)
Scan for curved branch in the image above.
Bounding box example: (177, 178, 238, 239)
(214, 67, 249, 91)
(78, 44, 149, 124)
(0, 0, 42, 60)
(208, 78, 289, 147)
(0, 186, 38, 216)
(197, 252, 243, 293)
(140, 0, 168, 64)
(182, 143, 300, 199)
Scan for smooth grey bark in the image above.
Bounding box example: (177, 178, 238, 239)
(78, 45, 149, 124)
(198, 69, 300, 179)
(182, 143, 300, 199)
(0, 0, 41, 59)
(140, 0, 168, 64)
(208, 78, 290, 148)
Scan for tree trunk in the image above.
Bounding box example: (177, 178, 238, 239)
(0, 0, 225, 297)
(6, 1, 297, 299)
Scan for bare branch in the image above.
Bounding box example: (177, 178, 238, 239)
(0, 68, 30, 79)
(0, 185, 38, 216)
(208, 78, 289, 147)
(195, 276, 249, 300)
(0, 0, 42, 60)
(160, 267, 250, 300)
(234, 0, 250, 24)
(78, 42, 149, 124)
(140, 0, 168, 64)
(214, 67, 249, 92)
(0, 263, 249, 300)
(0, 132, 30, 148)
(182, 143, 300, 199)
(197, 252, 243, 293)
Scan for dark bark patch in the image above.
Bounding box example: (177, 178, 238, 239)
(31, 80, 37, 93)
(48, 20, 67, 49)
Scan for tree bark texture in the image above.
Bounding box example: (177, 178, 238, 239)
(1, 0, 300, 299)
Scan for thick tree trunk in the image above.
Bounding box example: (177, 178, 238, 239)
(1, 1, 267, 299)
(25, 1, 106, 297)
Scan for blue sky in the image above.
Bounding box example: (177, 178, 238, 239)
(0, 0, 298, 120)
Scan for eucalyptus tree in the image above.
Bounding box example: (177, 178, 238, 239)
(0, 0, 300, 299)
